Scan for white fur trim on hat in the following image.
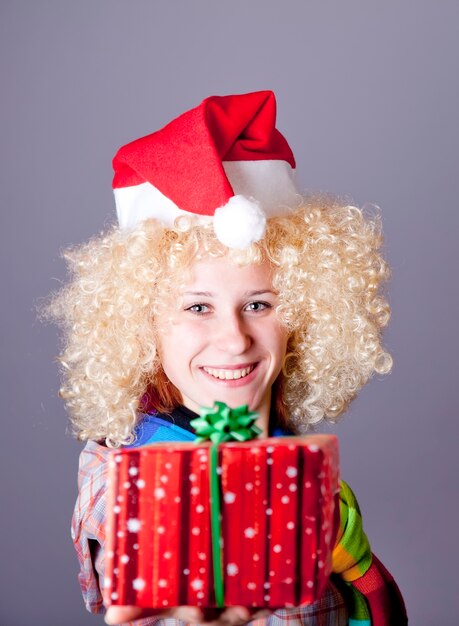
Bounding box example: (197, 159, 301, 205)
(114, 182, 185, 229)
(114, 159, 300, 252)
(213, 195, 266, 249)
(222, 160, 299, 217)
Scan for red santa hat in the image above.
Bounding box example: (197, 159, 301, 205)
(112, 90, 299, 249)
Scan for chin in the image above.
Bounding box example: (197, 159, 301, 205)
(215, 392, 262, 411)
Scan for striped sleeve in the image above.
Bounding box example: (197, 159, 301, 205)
(332, 481, 408, 625)
(332, 480, 372, 582)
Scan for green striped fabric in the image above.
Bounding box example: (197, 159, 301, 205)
(332, 480, 372, 623)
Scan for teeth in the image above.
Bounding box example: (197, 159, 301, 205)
(203, 366, 255, 380)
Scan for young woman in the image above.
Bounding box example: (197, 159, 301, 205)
(47, 91, 406, 625)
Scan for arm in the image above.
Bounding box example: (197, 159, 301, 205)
(332, 480, 408, 626)
(72, 440, 111, 614)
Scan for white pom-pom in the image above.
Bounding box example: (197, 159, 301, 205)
(213, 195, 266, 249)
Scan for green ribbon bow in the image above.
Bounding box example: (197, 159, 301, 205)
(190, 401, 262, 444)
(190, 402, 261, 607)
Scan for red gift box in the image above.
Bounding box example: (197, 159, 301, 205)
(104, 435, 340, 609)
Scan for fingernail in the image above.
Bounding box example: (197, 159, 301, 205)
(234, 607, 250, 621)
(186, 608, 202, 622)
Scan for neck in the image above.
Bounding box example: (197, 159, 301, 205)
(254, 398, 270, 438)
(181, 394, 272, 438)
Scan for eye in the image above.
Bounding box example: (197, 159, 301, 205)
(244, 301, 271, 312)
(185, 303, 210, 314)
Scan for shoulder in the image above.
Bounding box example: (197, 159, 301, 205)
(77, 439, 111, 490)
(339, 479, 360, 509)
(337, 479, 365, 536)
(333, 480, 372, 581)
(73, 440, 112, 539)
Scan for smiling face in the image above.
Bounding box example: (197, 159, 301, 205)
(156, 255, 288, 431)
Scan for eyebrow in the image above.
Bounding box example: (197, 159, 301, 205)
(183, 289, 276, 298)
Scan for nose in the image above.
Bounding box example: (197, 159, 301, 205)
(213, 312, 252, 355)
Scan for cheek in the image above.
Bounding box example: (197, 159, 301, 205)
(157, 322, 202, 370)
(156, 323, 178, 370)
(261, 322, 288, 369)
(273, 320, 289, 349)
(275, 333, 289, 371)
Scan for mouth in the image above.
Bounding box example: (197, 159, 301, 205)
(201, 364, 257, 381)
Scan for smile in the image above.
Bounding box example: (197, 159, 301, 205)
(202, 364, 256, 380)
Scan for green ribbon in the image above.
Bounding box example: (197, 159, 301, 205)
(190, 402, 261, 607)
(191, 401, 262, 444)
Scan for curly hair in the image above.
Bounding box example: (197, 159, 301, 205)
(45, 196, 392, 447)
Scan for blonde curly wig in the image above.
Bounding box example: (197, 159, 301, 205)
(45, 196, 392, 447)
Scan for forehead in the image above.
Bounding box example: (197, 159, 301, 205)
(183, 255, 274, 292)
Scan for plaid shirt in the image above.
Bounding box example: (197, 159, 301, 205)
(72, 440, 348, 626)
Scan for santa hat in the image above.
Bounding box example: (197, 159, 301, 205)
(112, 90, 299, 249)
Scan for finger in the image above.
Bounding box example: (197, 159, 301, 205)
(202, 606, 251, 626)
(247, 609, 272, 621)
(105, 605, 203, 625)
(171, 606, 204, 622)
(105, 606, 144, 624)
(224, 606, 251, 624)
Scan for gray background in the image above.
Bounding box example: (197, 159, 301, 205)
(1, 1, 458, 624)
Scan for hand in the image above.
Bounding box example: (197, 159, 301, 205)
(104, 605, 271, 625)
(104, 605, 203, 624)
